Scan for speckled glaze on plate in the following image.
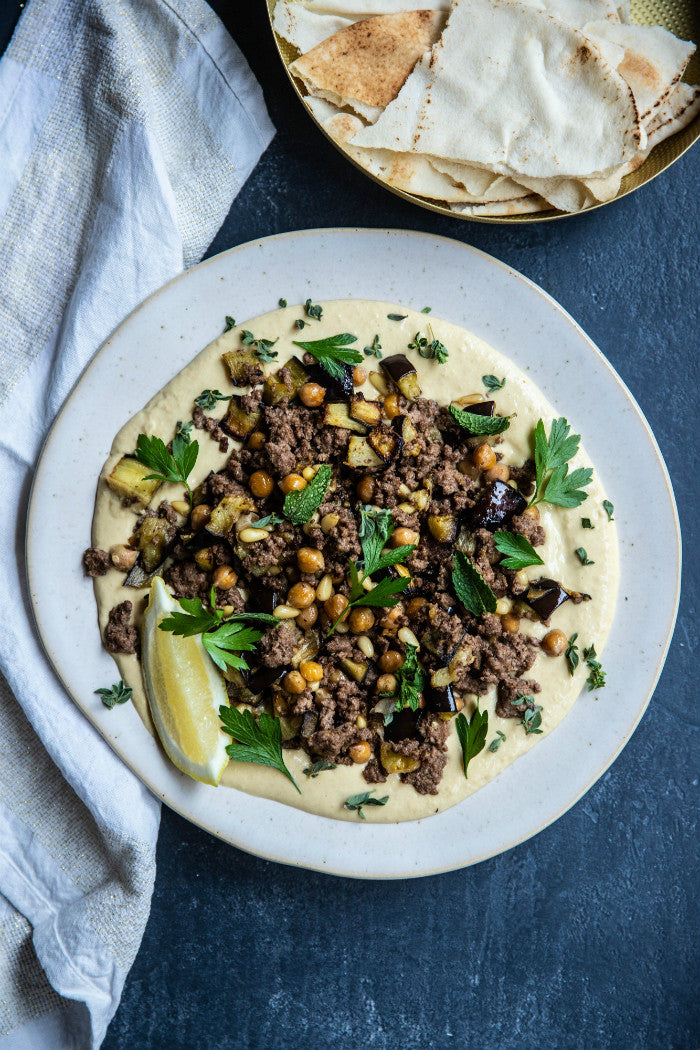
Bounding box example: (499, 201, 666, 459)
(26, 229, 680, 878)
(267, 0, 700, 223)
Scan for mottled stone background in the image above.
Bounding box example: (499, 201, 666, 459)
(3, 3, 698, 1048)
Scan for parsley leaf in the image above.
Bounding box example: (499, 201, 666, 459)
(220, 706, 300, 792)
(452, 551, 497, 617)
(283, 464, 332, 524)
(95, 680, 132, 709)
(407, 328, 448, 364)
(364, 334, 382, 359)
(158, 591, 277, 672)
(224, 315, 236, 331)
(305, 298, 323, 321)
(348, 573, 411, 610)
(387, 313, 407, 321)
(344, 790, 389, 819)
(357, 506, 415, 576)
(449, 403, 510, 435)
(134, 432, 199, 509)
(303, 760, 336, 778)
(393, 645, 425, 712)
(583, 644, 606, 690)
(292, 333, 363, 382)
(488, 729, 506, 753)
(531, 418, 592, 509)
(194, 388, 232, 410)
(575, 547, 595, 566)
(240, 330, 278, 363)
(581, 517, 594, 529)
(483, 374, 506, 393)
(565, 633, 579, 676)
(603, 499, 615, 521)
(455, 702, 489, 777)
(493, 531, 544, 571)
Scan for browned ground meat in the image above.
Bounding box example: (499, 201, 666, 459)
(496, 677, 542, 718)
(83, 547, 110, 576)
(104, 601, 139, 655)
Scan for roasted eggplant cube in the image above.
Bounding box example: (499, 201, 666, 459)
(345, 436, 384, 470)
(383, 707, 423, 742)
(425, 681, 458, 713)
(460, 400, 495, 421)
(392, 413, 420, 456)
(221, 348, 262, 386)
(349, 393, 382, 427)
(247, 665, 286, 694)
(525, 578, 571, 621)
(380, 354, 422, 400)
(263, 357, 310, 405)
(131, 516, 173, 572)
(368, 423, 403, 463)
(323, 402, 368, 433)
(106, 455, 162, 506)
(469, 480, 527, 531)
(304, 360, 354, 400)
(221, 396, 262, 439)
(206, 494, 256, 537)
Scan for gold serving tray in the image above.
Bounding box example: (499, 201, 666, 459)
(267, 0, 700, 223)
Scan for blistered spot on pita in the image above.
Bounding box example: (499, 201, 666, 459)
(619, 50, 662, 95)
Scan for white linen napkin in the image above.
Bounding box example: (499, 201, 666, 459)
(0, 1, 274, 1047)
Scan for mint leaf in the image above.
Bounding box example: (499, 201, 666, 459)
(493, 531, 544, 571)
(283, 464, 332, 525)
(452, 551, 497, 617)
(449, 404, 510, 436)
(455, 702, 489, 778)
(220, 707, 300, 792)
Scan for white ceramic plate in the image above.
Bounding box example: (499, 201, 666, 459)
(27, 229, 680, 879)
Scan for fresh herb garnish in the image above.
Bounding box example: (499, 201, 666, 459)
(224, 315, 236, 331)
(575, 547, 595, 566)
(134, 432, 199, 510)
(305, 298, 323, 321)
(330, 567, 410, 636)
(488, 729, 506, 753)
(565, 633, 579, 676)
(219, 706, 300, 793)
(581, 517, 594, 529)
(452, 551, 497, 617)
(393, 645, 425, 712)
(295, 318, 308, 330)
(513, 695, 543, 734)
(159, 589, 277, 673)
(493, 532, 544, 571)
(455, 702, 489, 778)
(603, 499, 615, 521)
(292, 332, 363, 382)
(175, 419, 193, 442)
(448, 403, 510, 435)
(483, 374, 506, 393)
(421, 306, 432, 314)
(283, 463, 332, 525)
(583, 644, 606, 690)
(344, 790, 389, 819)
(387, 313, 407, 321)
(364, 334, 382, 359)
(303, 760, 337, 778)
(95, 680, 132, 709)
(530, 417, 593, 509)
(194, 388, 232, 410)
(278, 298, 287, 308)
(251, 513, 284, 529)
(240, 330, 279, 363)
(407, 327, 448, 364)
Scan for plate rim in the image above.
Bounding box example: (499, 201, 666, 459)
(26, 227, 682, 878)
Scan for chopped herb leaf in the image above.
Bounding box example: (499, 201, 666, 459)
(452, 550, 498, 617)
(175, 419, 193, 442)
(521, 704, 544, 734)
(251, 513, 284, 530)
(421, 306, 432, 314)
(303, 760, 337, 778)
(393, 645, 425, 712)
(565, 633, 579, 676)
(240, 330, 279, 363)
(493, 531, 544, 570)
(455, 702, 489, 778)
(488, 729, 506, 753)
(387, 313, 407, 321)
(278, 298, 287, 308)
(530, 417, 593, 509)
(295, 318, 308, 330)
(344, 790, 389, 819)
(603, 499, 615, 521)
(583, 644, 606, 691)
(95, 680, 132, 709)
(483, 374, 506, 393)
(407, 327, 448, 364)
(224, 315, 236, 331)
(220, 706, 300, 792)
(575, 547, 595, 566)
(364, 334, 382, 359)
(448, 403, 510, 435)
(134, 432, 198, 509)
(581, 517, 594, 529)
(292, 332, 363, 382)
(305, 298, 323, 321)
(283, 463, 332, 524)
(194, 388, 232, 410)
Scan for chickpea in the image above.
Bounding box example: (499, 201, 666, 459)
(485, 463, 510, 484)
(247, 431, 265, 450)
(297, 547, 325, 573)
(190, 504, 211, 531)
(472, 443, 497, 472)
(391, 526, 419, 548)
(406, 596, 427, 618)
(355, 715, 368, 729)
(349, 741, 371, 764)
(324, 593, 349, 623)
(379, 650, 404, 673)
(279, 473, 306, 494)
(213, 565, 238, 590)
(299, 660, 324, 683)
(501, 613, 521, 633)
(383, 393, 401, 419)
(349, 607, 375, 634)
(287, 582, 316, 609)
(457, 457, 480, 480)
(352, 366, 367, 386)
(194, 548, 214, 571)
(299, 382, 326, 408)
(302, 466, 317, 482)
(110, 544, 138, 571)
(376, 673, 397, 694)
(522, 505, 540, 521)
(542, 628, 567, 657)
(249, 470, 274, 499)
(283, 670, 307, 695)
(295, 603, 319, 630)
(357, 476, 376, 502)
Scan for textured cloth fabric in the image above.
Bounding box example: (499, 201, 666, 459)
(0, 1, 274, 1047)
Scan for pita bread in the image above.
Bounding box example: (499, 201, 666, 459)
(452, 196, 548, 216)
(351, 0, 642, 180)
(273, 5, 352, 53)
(427, 158, 530, 201)
(289, 10, 444, 123)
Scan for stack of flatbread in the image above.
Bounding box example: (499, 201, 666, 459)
(273, 0, 700, 215)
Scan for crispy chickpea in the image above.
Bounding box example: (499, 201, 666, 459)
(279, 473, 306, 494)
(287, 582, 316, 609)
(383, 393, 401, 419)
(352, 366, 367, 386)
(391, 526, 419, 548)
(295, 603, 318, 630)
(324, 593, 349, 623)
(542, 628, 567, 656)
(249, 470, 274, 499)
(472, 443, 497, 472)
(194, 547, 214, 571)
(297, 547, 325, 573)
(376, 673, 397, 694)
(349, 741, 371, 764)
(501, 613, 521, 633)
(247, 431, 265, 450)
(299, 660, 323, 683)
(485, 463, 510, 484)
(190, 504, 211, 531)
(379, 650, 404, 673)
(357, 475, 376, 502)
(349, 607, 375, 634)
(299, 381, 326, 407)
(522, 505, 540, 521)
(283, 670, 306, 695)
(405, 596, 427, 618)
(213, 565, 238, 590)
(110, 544, 138, 571)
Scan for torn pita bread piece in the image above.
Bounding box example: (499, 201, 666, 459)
(273, 0, 448, 54)
(451, 196, 548, 216)
(289, 10, 445, 124)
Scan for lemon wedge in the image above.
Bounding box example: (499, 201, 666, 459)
(142, 577, 229, 785)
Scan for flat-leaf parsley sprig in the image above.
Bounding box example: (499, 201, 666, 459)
(134, 431, 199, 510)
(158, 588, 277, 673)
(530, 417, 593, 509)
(292, 332, 363, 382)
(493, 532, 544, 570)
(219, 706, 300, 793)
(455, 701, 489, 778)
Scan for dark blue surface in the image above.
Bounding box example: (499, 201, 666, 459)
(5, 3, 698, 1048)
